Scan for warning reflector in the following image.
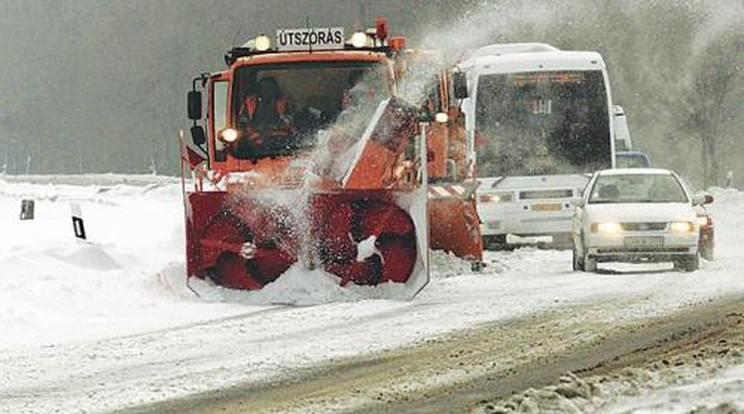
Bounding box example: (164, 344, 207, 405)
(70, 203, 87, 240)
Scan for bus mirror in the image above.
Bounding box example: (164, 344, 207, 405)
(453, 72, 468, 99)
(187, 90, 202, 120)
(190, 125, 206, 146)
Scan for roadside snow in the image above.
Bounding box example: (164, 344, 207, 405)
(1, 177, 744, 413)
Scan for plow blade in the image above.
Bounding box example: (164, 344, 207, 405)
(428, 182, 483, 263)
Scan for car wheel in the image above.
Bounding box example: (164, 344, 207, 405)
(674, 254, 700, 272)
(701, 247, 714, 261)
(572, 244, 585, 271)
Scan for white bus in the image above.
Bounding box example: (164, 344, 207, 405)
(456, 43, 616, 247)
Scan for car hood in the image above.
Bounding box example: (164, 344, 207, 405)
(584, 202, 697, 223)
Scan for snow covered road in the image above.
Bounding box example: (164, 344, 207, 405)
(1, 176, 743, 413)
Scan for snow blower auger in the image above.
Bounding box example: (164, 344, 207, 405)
(180, 20, 434, 298)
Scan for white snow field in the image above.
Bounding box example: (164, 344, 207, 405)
(1, 175, 743, 413)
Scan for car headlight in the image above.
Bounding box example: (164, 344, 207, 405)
(591, 222, 622, 234)
(670, 221, 694, 233)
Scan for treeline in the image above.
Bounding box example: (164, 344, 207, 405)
(0, 0, 741, 187)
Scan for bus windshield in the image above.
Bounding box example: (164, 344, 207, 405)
(475, 70, 611, 177)
(231, 61, 388, 159)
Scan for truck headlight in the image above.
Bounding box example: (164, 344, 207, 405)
(591, 222, 622, 234)
(670, 221, 694, 233)
(219, 128, 239, 143)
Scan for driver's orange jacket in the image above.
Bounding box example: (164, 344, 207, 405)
(239, 95, 289, 145)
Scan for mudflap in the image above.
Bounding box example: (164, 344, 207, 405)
(429, 197, 484, 262)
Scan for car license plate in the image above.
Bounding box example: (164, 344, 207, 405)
(531, 203, 562, 212)
(624, 236, 664, 247)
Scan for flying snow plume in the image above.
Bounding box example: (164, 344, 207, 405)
(420, 0, 555, 56)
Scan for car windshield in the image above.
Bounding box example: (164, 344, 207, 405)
(231, 61, 388, 159)
(588, 173, 689, 204)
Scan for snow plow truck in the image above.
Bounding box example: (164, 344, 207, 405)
(181, 19, 482, 298)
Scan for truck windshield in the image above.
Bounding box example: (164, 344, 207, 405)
(231, 61, 388, 159)
(589, 173, 688, 204)
(475, 70, 611, 177)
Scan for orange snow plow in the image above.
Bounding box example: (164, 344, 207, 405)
(180, 20, 480, 298)
(397, 50, 484, 266)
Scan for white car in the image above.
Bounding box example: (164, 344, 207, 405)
(572, 168, 708, 272)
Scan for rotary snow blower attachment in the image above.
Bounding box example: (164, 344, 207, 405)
(182, 48, 430, 298)
(180, 20, 482, 299)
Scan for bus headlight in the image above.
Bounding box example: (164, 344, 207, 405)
(670, 221, 694, 233)
(479, 193, 513, 203)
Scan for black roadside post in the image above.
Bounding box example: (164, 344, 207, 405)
(20, 199, 35, 220)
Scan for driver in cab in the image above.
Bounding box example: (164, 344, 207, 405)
(236, 77, 296, 157)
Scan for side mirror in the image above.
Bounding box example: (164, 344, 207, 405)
(187, 90, 202, 120)
(575, 198, 585, 208)
(190, 125, 206, 146)
(452, 71, 468, 99)
(691, 193, 705, 206)
(704, 194, 714, 204)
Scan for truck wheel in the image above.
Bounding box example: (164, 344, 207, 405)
(483, 235, 507, 251)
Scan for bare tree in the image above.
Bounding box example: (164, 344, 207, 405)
(672, 27, 744, 187)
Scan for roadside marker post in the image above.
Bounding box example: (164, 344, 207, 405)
(20, 199, 35, 220)
(70, 203, 87, 240)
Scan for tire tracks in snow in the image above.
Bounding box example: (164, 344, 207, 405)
(122, 295, 744, 414)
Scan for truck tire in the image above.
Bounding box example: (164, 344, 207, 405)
(483, 235, 507, 251)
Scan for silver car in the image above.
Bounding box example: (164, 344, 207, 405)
(572, 168, 709, 272)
